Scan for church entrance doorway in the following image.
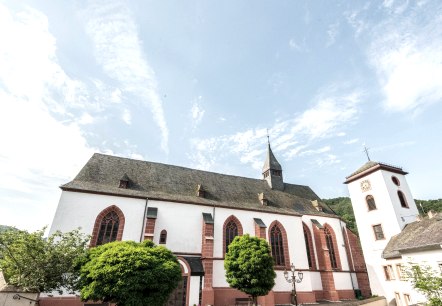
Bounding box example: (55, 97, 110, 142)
(166, 259, 189, 306)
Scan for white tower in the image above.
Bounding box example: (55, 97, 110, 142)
(344, 160, 419, 302)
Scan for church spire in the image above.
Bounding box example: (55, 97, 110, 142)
(262, 142, 284, 190)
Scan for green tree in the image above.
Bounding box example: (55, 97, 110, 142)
(77, 240, 181, 306)
(0, 227, 89, 294)
(224, 234, 276, 305)
(405, 264, 442, 306)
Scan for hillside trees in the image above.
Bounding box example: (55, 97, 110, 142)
(224, 234, 276, 306)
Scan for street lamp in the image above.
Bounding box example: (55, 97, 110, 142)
(284, 263, 304, 306)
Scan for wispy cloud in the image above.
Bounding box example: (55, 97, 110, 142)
(190, 96, 205, 129)
(189, 86, 362, 172)
(344, 138, 359, 145)
(326, 22, 339, 47)
(83, 0, 169, 152)
(0, 4, 96, 230)
(122, 109, 132, 125)
(289, 37, 308, 52)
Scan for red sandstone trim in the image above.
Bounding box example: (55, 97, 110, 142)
(222, 215, 244, 255)
(268, 220, 291, 270)
(90, 205, 125, 247)
(303, 222, 318, 270)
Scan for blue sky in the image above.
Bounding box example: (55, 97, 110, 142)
(1, 0, 442, 231)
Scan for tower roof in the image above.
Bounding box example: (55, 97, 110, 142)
(344, 161, 407, 184)
(262, 143, 282, 172)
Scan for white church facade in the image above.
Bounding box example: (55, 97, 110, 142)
(42, 145, 370, 306)
(345, 160, 442, 306)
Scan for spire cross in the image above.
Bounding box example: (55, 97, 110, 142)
(363, 146, 371, 161)
(266, 128, 270, 144)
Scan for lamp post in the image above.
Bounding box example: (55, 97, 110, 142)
(284, 263, 304, 306)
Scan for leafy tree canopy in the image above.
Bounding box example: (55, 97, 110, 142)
(404, 264, 442, 306)
(224, 234, 276, 305)
(0, 227, 89, 293)
(78, 240, 181, 306)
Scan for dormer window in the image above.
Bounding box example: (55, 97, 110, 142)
(258, 193, 268, 206)
(119, 174, 130, 189)
(119, 180, 128, 188)
(197, 184, 205, 198)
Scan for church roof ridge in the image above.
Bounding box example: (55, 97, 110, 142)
(63, 153, 336, 217)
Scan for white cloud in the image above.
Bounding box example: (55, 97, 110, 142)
(122, 109, 132, 125)
(190, 87, 362, 171)
(299, 146, 331, 156)
(289, 38, 307, 52)
(83, 0, 169, 152)
(344, 138, 359, 145)
(368, 2, 442, 113)
(0, 4, 96, 231)
(326, 22, 339, 47)
(190, 96, 205, 128)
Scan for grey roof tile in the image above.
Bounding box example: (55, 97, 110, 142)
(62, 153, 336, 217)
(382, 216, 442, 259)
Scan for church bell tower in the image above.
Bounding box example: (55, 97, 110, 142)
(262, 143, 284, 190)
(344, 158, 419, 298)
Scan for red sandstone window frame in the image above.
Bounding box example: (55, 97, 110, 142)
(366, 195, 377, 211)
(222, 215, 243, 256)
(323, 225, 341, 270)
(372, 224, 385, 240)
(302, 223, 317, 270)
(90, 205, 125, 247)
(159, 229, 167, 244)
(268, 221, 290, 269)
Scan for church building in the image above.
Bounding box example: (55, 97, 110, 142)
(345, 160, 442, 306)
(42, 145, 370, 306)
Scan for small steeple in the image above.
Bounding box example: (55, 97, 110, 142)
(262, 142, 284, 190)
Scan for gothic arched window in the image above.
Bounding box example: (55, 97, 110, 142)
(159, 230, 167, 244)
(91, 205, 125, 247)
(270, 225, 285, 266)
(225, 221, 238, 251)
(398, 191, 409, 208)
(324, 227, 338, 269)
(303, 224, 316, 269)
(97, 211, 119, 246)
(366, 195, 377, 211)
(223, 216, 243, 255)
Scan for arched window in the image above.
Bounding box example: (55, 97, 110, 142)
(97, 211, 119, 246)
(324, 227, 338, 269)
(366, 195, 377, 211)
(225, 221, 238, 251)
(270, 225, 285, 266)
(398, 191, 409, 208)
(223, 216, 243, 255)
(303, 223, 316, 270)
(160, 230, 167, 244)
(91, 205, 125, 247)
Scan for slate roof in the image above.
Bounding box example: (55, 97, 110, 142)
(61, 153, 336, 217)
(262, 144, 282, 172)
(382, 215, 442, 259)
(344, 161, 408, 184)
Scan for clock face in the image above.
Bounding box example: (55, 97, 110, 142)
(360, 179, 371, 192)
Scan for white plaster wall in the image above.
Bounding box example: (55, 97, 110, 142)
(380, 171, 419, 229)
(49, 191, 146, 241)
(310, 272, 323, 290)
(148, 200, 213, 253)
(332, 272, 353, 290)
(213, 260, 228, 287)
(188, 275, 201, 306)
